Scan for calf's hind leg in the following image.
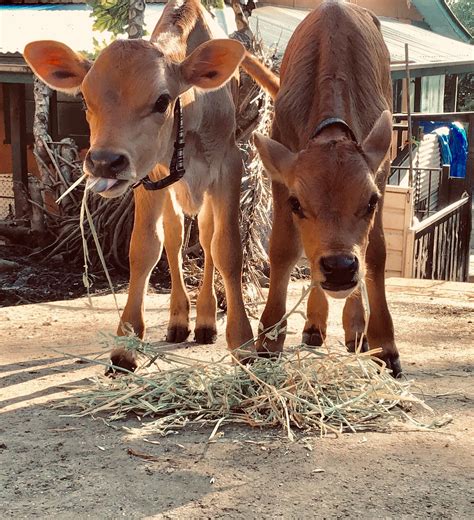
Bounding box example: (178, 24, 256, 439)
(210, 151, 253, 353)
(163, 191, 191, 343)
(343, 292, 368, 353)
(195, 195, 218, 344)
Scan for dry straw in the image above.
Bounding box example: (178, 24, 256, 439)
(65, 336, 448, 441)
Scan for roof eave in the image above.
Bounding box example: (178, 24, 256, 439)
(391, 59, 474, 80)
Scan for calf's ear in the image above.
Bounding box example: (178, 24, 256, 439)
(254, 133, 297, 185)
(178, 39, 245, 92)
(362, 110, 392, 173)
(23, 41, 90, 94)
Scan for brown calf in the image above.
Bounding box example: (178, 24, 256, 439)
(252, 2, 402, 376)
(24, 0, 261, 369)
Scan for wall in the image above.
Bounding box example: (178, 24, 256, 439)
(0, 88, 12, 174)
(383, 185, 415, 278)
(0, 87, 39, 177)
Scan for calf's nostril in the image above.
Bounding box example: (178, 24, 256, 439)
(87, 150, 129, 177)
(110, 154, 128, 173)
(320, 254, 358, 278)
(320, 257, 334, 274)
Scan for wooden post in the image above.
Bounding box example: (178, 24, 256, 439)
(413, 77, 421, 113)
(405, 44, 414, 188)
(454, 75, 459, 112)
(9, 83, 29, 219)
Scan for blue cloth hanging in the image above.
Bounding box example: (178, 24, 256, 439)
(419, 121, 468, 179)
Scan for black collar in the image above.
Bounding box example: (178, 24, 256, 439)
(311, 117, 357, 142)
(133, 96, 186, 191)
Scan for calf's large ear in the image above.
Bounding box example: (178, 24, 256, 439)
(362, 110, 393, 173)
(178, 39, 245, 92)
(254, 133, 297, 185)
(23, 41, 90, 94)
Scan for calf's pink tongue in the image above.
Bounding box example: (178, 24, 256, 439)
(86, 177, 119, 193)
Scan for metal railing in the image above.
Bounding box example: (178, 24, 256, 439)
(412, 194, 471, 282)
(389, 165, 443, 219)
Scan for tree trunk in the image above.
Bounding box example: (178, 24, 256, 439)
(128, 0, 146, 39)
(32, 78, 53, 193)
(28, 176, 46, 236)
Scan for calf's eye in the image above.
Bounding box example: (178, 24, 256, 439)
(288, 196, 305, 218)
(366, 194, 379, 216)
(153, 94, 170, 113)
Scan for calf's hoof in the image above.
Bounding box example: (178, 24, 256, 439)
(238, 348, 281, 365)
(105, 347, 137, 377)
(166, 325, 190, 343)
(346, 338, 369, 353)
(302, 327, 325, 347)
(194, 326, 217, 344)
(374, 351, 403, 379)
(385, 353, 403, 378)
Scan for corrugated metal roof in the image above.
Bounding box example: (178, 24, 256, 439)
(249, 6, 474, 79)
(0, 4, 237, 55)
(411, 0, 472, 43)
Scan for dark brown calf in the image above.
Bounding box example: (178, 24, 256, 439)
(252, 1, 402, 376)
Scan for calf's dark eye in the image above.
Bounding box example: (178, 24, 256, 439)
(366, 194, 379, 216)
(153, 94, 170, 113)
(288, 196, 304, 218)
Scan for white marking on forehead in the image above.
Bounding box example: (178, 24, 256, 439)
(153, 32, 183, 57)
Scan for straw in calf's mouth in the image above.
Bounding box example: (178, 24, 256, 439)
(86, 177, 120, 193)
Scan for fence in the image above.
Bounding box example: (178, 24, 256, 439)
(412, 194, 471, 281)
(389, 165, 449, 219)
(0, 175, 15, 220)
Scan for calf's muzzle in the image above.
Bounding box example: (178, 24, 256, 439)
(320, 253, 359, 291)
(85, 149, 130, 179)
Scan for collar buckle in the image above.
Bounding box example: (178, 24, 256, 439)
(133, 97, 186, 191)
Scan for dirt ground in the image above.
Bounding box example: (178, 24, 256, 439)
(1, 278, 473, 519)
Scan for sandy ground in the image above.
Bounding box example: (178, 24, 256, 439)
(1, 278, 473, 519)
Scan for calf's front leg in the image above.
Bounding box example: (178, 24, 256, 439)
(110, 181, 167, 372)
(365, 208, 402, 376)
(302, 284, 329, 347)
(118, 186, 167, 338)
(257, 181, 302, 354)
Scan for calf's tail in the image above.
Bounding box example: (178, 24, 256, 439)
(240, 51, 279, 99)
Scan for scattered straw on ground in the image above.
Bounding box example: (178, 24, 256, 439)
(63, 341, 449, 441)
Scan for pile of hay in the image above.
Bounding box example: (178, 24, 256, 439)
(67, 342, 443, 440)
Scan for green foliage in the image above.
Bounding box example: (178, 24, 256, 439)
(87, 0, 225, 39)
(202, 0, 225, 9)
(446, 0, 474, 35)
(80, 36, 116, 60)
(458, 73, 474, 111)
(87, 0, 130, 37)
